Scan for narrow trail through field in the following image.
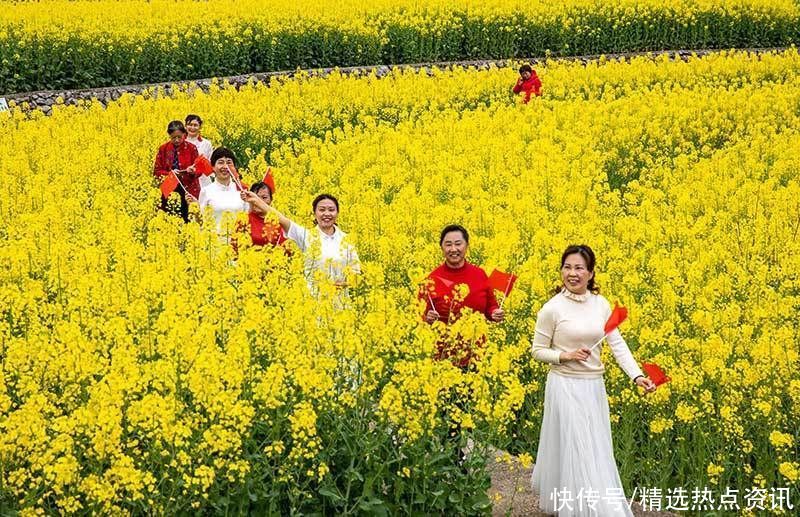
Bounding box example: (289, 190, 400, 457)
(487, 450, 676, 516)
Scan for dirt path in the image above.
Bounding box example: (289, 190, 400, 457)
(488, 450, 675, 516)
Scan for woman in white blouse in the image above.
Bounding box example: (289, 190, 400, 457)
(241, 191, 360, 287)
(198, 148, 250, 237)
(530, 244, 657, 517)
(185, 114, 215, 189)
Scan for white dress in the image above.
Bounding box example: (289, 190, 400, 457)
(530, 290, 640, 516)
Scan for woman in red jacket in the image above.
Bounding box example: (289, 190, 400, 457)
(153, 120, 199, 222)
(422, 224, 504, 367)
(244, 180, 288, 248)
(512, 64, 542, 104)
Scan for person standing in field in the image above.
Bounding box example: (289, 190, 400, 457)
(185, 114, 215, 190)
(198, 147, 250, 237)
(153, 120, 200, 222)
(513, 64, 542, 103)
(241, 191, 361, 288)
(421, 224, 505, 368)
(530, 244, 657, 516)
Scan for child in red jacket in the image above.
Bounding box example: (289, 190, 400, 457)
(512, 64, 542, 104)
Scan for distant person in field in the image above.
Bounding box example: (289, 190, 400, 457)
(153, 120, 200, 222)
(184, 114, 215, 189)
(529, 244, 657, 516)
(513, 64, 542, 103)
(421, 224, 504, 368)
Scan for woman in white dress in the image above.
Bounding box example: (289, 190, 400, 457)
(241, 191, 360, 288)
(530, 244, 657, 516)
(185, 114, 215, 189)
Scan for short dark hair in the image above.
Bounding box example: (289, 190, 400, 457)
(185, 114, 203, 125)
(439, 224, 469, 245)
(250, 181, 272, 197)
(312, 193, 339, 212)
(167, 120, 187, 134)
(519, 64, 533, 75)
(555, 244, 600, 294)
(210, 147, 236, 166)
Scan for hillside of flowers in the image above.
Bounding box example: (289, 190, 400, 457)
(0, 49, 798, 514)
(1, 0, 799, 93)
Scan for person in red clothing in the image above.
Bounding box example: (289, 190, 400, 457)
(242, 180, 288, 248)
(512, 64, 542, 104)
(153, 120, 200, 222)
(422, 224, 504, 367)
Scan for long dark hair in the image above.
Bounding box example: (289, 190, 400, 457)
(553, 244, 600, 295)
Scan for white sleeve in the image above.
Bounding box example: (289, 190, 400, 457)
(198, 188, 210, 211)
(606, 329, 644, 381)
(286, 221, 309, 252)
(531, 304, 561, 364)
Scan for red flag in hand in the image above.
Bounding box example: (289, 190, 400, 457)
(194, 155, 213, 176)
(488, 269, 518, 297)
(427, 275, 455, 299)
(262, 167, 276, 194)
(604, 303, 628, 334)
(160, 170, 180, 198)
(642, 362, 671, 386)
(228, 164, 247, 190)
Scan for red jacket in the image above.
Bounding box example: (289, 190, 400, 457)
(513, 72, 542, 103)
(421, 261, 499, 367)
(247, 212, 288, 247)
(153, 140, 200, 198)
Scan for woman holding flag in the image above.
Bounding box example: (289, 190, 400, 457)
(530, 244, 657, 516)
(421, 224, 505, 367)
(153, 120, 200, 222)
(244, 175, 288, 248)
(184, 114, 215, 189)
(240, 191, 360, 287)
(198, 147, 251, 236)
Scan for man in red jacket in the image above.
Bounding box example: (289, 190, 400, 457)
(512, 64, 542, 104)
(153, 120, 200, 222)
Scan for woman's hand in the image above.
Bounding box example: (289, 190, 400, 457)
(490, 308, 505, 322)
(185, 192, 198, 203)
(425, 310, 440, 324)
(635, 376, 657, 394)
(560, 348, 591, 362)
(186, 164, 196, 174)
(240, 190, 265, 208)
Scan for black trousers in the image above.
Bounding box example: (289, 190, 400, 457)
(160, 184, 189, 222)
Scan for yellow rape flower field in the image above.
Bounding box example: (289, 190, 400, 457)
(1, 49, 800, 514)
(1, 0, 799, 92)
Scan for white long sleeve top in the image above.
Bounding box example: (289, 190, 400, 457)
(531, 289, 644, 380)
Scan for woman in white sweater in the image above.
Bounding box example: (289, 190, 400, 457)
(530, 244, 657, 516)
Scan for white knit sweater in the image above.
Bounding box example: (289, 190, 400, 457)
(531, 289, 644, 380)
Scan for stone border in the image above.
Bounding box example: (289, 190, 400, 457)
(3, 47, 789, 115)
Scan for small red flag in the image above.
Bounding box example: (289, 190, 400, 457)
(160, 170, 180, 198)
(228, 164, 246, 191)
(194, 155, 213, 176)
(604, 303, 628, 334)
(427, 275, 455, 299)
(487, 269, 518, 297)
(262, 167, 276, 194)
(642, 362, 671, 386)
